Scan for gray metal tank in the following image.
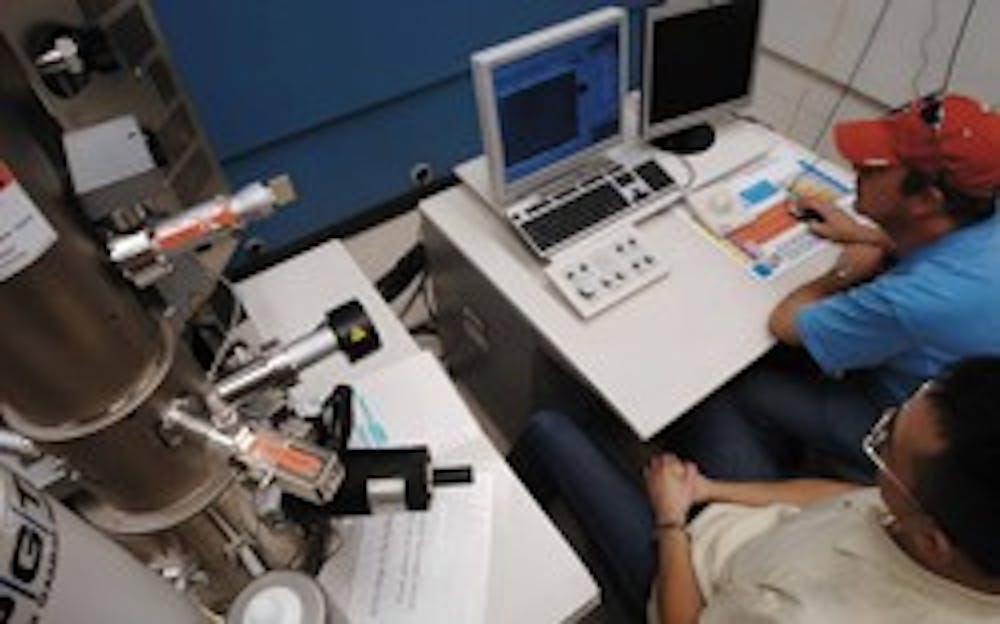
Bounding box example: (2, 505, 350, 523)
(0, 22, 303, 611)
(0, 465, 202, 623)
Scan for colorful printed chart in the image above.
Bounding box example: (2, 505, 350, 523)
(686, 150, 854, 280)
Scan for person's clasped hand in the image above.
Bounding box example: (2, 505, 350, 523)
(645, 454, 704, 525)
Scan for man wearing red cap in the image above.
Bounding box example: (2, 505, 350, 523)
(512, 94, 1000, 622)
(678, 93, 1000, 482)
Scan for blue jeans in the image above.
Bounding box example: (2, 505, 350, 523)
(671, 352, 886, 483)
(515, 410, 655, 615)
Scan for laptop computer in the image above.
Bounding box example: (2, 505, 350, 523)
(462, 7, 682, 259)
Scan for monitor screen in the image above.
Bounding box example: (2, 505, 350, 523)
(472, 8, 626, 203)
(643, 1, 761, 142)
(493, 25, 620, 184)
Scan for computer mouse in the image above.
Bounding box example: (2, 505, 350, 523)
(791, 206, 825, 223)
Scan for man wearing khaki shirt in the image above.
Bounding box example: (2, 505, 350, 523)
(518, 357, 1000, 621)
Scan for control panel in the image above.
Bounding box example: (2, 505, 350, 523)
(545, 224, 669, 319)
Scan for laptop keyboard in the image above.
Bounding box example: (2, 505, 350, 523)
(515, 160, 675, 255)
(522, 184, 629, 252)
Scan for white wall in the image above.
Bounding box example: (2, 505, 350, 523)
(750, 0, 995, 162)
(762, 0, 995, 106)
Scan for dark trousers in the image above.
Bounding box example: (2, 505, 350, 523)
(515, 410, 656, 616)
(670, 349, 886, 483)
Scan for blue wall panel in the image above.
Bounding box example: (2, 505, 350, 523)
(150, 1, 646, 269)
(224, 74, 482, 264)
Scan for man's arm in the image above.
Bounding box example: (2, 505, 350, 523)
(768, 270, 848, 346)
(646, 455, 865, 623)
(650, 476, 862, 623)
(656, 528, 701, 624)
(698, 477, 861, 508)
(769, 242, 889, 345)
(798, 198, 894, 250)
(646, 455, 703, 624)
(771, 199, 896, 344)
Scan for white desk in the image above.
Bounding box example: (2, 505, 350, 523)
(421, 130, 844, 440)
(236, 240, 599, 623)
(233, 239, 419, 407)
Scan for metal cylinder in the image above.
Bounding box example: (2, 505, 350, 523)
(34, 345, 233, 518)
(0, 38, 164, 431)
(215, 327, 340, 402)
(0, 34, 232, 517)
(117, 482, 308, 613)
(0, 465, 202, 624)
(0, 22, 309, 613)
(0, 37, 289, 608)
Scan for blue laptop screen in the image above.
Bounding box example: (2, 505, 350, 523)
(492, 25, 620, 184)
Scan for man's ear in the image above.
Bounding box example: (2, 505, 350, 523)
(918, 523, 957, 566)
(906, 185, 946, 219)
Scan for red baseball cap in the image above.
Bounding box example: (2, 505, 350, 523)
(833, 93, 1000, 197)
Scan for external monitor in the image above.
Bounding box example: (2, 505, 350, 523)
(641, 0, 762, 154)
(471, 7, 627, 205)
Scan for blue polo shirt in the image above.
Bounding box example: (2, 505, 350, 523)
(796, 211, 1000, 403)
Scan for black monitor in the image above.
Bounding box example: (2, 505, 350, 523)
(641, 0, 762, 154)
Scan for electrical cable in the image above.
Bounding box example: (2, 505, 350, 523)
(207, 275, 247, 381)
(674, 151, 728, 241)
(420, 274, 438, 324)
(406, 320, 438, 337)
(729, 110, 775, 132)
(677, 154, 697, 194)
(775, 0, 894, 201)
(375, 244, 426, 303)
(783, 0, 852, 137)
(808, 0, 893, 152)
(910, 0, 940, 98)
(941, 0, 977, 92)
(397, 272, 428, 321)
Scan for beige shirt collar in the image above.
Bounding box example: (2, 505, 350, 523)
(835, 495, 1000, 612)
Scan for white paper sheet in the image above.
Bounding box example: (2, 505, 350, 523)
(319, 471, 493, 624)
(345, 352, 482, 455)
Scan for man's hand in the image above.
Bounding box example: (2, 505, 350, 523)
(649, 454, 706, 624)
(792, 198, 893, 250)
(689, 461, 713, 504)
(646, 454, 699, 524)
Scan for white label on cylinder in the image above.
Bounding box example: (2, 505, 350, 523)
(0, 163, 58, 283)
(0, 472, 57, 624)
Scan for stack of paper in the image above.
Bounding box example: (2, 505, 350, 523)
(315, 352, 495, 623)
(319, 474, 493, 624)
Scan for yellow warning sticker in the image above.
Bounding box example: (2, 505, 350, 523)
(348, 326, 368, 344)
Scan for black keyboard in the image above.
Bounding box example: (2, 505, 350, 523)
(635, 160, 674, 191)
(521, 183, 629, 252)
(519, 160, 674, 254)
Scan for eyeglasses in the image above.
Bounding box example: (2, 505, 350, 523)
(862, 407, 927, 514)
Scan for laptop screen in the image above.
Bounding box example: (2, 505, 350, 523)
(492, 24, 620, 184)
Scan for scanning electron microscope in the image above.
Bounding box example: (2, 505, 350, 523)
(0, 2, 430, 622)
